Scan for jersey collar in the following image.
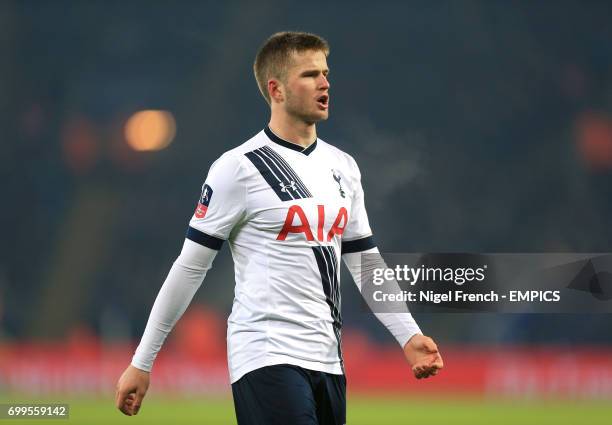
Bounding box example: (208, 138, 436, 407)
(264, 126, 317, 156)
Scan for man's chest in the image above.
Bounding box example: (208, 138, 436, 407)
(243, 147, 353, 243)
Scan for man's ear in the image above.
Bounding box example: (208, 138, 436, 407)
(268, 79, 284, 103)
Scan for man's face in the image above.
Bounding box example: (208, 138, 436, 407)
(281, 49, 330, 124)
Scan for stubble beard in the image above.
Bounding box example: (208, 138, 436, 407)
(285, 90, 328, 125)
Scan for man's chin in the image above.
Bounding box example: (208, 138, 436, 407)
(309, 111, 329, 123)
(289, 109, 329, 124)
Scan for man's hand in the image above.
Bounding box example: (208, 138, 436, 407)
(403, 334, 444, 380)
(115, 365, 150, 416)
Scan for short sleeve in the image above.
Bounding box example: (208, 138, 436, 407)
(341, 156, 376, 254)
(186, 152, 246, 250)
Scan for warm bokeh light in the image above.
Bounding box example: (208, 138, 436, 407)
(124, 110, 176, 151)
(61, 115, 99, 174)
(576, 111, 612, 170)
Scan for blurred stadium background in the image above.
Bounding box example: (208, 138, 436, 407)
(2, 1, 612, 423)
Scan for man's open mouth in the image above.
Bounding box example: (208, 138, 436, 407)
(316, 95, 329, 108)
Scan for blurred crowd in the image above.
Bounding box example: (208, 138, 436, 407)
(1, 1, 612, 345)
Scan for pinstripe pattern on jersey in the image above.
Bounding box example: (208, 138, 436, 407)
(312, 245, 343, 367)
(244, 145, 313, 201)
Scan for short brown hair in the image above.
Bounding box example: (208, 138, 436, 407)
(254, 31, 330, 104)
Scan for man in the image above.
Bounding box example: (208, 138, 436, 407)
(116, 31, 443, 424)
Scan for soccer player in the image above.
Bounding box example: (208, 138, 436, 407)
(116, 31, 443, 424)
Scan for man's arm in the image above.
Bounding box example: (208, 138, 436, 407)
(340, 154, 443, 379)
(342, 247, 443, 379)
(116, 152, 246, 416)
(115, 239, 218, 416)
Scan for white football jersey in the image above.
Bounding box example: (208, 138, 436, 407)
(188, 127, 376, 383)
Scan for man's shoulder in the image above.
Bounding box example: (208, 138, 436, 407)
(207, 130, 269, 171)
(317, 137, 360, 172)
(219, 130, 268, 159)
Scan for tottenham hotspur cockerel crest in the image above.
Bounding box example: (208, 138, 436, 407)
(331, 169, 345, 198)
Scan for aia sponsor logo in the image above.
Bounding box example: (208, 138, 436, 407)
(194, 184, 213, 219)
(277, 205, 347, 242)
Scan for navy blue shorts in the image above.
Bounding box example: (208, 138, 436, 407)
(232, 364, 346, 425)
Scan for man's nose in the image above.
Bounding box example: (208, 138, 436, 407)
(319, 75, 330, 89)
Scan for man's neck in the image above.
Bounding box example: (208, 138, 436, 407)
(268, 115, 316, 148)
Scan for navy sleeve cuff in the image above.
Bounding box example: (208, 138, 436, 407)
(186, 226, 224, 250)
(341, 235, 376, 254)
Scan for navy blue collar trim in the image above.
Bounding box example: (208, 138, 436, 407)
(264, 126, 317, 156)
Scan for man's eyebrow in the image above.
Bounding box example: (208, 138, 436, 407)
(299, 68, 330, 76)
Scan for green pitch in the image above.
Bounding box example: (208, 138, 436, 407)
(2, 395, 610, 425)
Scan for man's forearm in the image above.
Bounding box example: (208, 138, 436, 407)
(342, 247, 421, 347)
(131, 239, 218, 371)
